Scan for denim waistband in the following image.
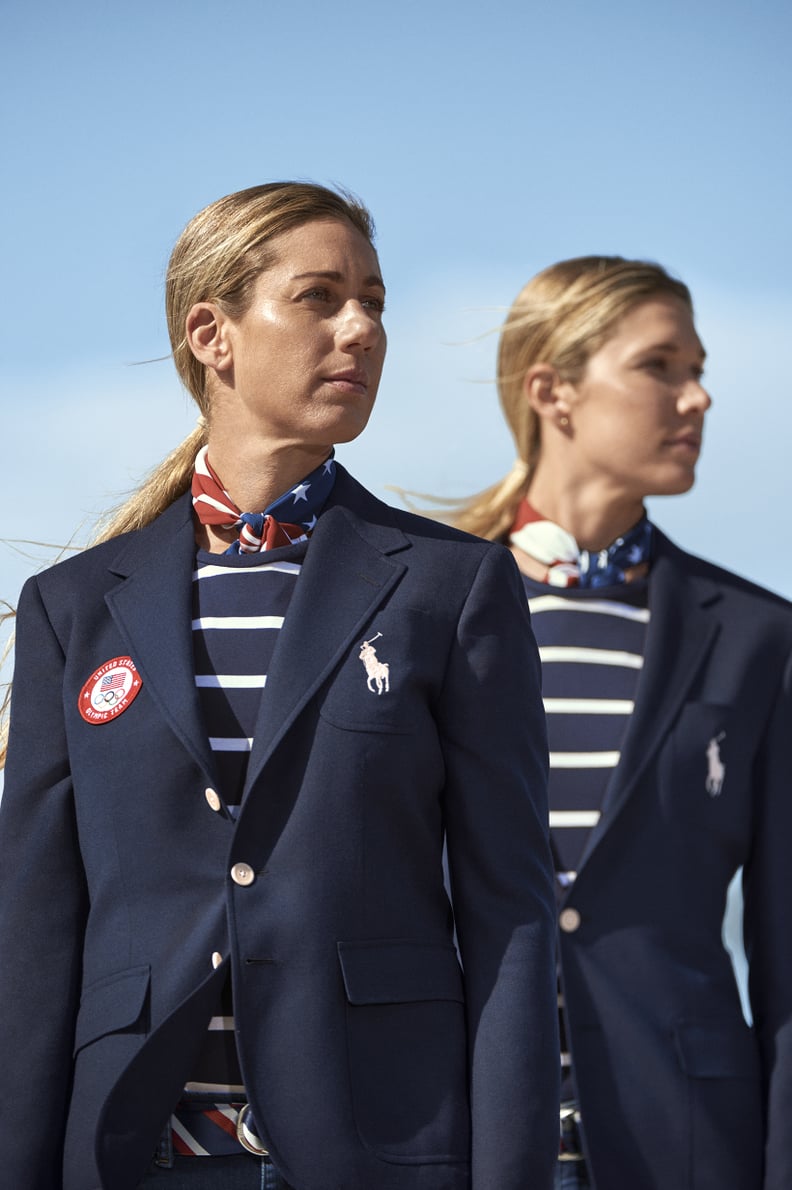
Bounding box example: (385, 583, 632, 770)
(559, 1102, 585, 1162)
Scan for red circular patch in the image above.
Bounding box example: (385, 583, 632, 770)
(78, 656, 142, 724)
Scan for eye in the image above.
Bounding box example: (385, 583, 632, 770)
(361, 295, 386, 314)
(300, 287, 333, 303)
(641, 356, 668, 373)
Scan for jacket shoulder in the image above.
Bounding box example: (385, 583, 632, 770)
(656, 529, 792, 615)
(30, 495, 193, 599)
(331, 464, 500, 553)
(389, 504, 495, 549)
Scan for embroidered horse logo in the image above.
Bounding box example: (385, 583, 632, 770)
(705, 732, 726, 796)
(359, 632, 390, 695)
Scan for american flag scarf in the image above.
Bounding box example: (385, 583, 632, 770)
(510, 499, 654, 588)
(191, 447, 336, 554)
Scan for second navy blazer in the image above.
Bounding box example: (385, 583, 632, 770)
(557, 530, 792, 1190)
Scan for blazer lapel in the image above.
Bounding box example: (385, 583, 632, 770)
(104, 494, 216, 781)
(242, 472, 410, 794)
(578, 533, 722, 867)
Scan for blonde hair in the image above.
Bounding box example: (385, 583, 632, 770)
(1, 183, 377, 767)
(93, 181, 376, 543)
(450, 256, 692, 539)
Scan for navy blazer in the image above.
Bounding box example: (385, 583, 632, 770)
(558, 530, 792, 1190)
(0, 467, 559, 1190)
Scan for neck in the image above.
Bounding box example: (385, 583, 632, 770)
(195, 428, 333, 555)
(205, 434, 332, 514)
(526, 463, 644, 552)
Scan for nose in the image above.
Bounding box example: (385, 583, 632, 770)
(678, 378, 712, 416)
(336, 300, 383, 354)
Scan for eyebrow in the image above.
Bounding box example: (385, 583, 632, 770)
(640, 339, 707, 360)
(291, 269, 386, 292)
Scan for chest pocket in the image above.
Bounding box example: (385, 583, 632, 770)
(318, 612, 441, 736)
(657, 701, 754, 844)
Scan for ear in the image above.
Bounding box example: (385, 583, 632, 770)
(523, 364, 573, 430)
(185, 302, 233, 372)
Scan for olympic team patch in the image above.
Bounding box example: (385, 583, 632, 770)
(78, 656, 142, 724)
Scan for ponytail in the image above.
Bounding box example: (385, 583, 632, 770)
(92, 422, 206, 545)
(447, 458, 531, 540)
(395, 457, 532, 543)
(0, 423, 206, 770)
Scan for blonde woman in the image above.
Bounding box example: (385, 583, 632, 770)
(450, 257, 792, 1190)
(0, 183, 558, 1190)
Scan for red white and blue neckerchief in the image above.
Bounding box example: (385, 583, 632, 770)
(509, 499, 653, 588)
(191, 447, 336, 555)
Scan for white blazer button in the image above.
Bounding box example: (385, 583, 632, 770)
(559, 908, 582, 933)
(211, 951, 223, 969)
(231, 862, 255, 886)
(205, 788, 222, 812)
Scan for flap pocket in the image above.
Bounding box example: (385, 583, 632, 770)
(74, 964, 150, 1054)
(674, 1020, 759, 1079)
(338, 940, 463, 1006)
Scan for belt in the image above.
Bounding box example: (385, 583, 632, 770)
(559, 1102, 585, 1162)
(158, 1096, 270, 1162)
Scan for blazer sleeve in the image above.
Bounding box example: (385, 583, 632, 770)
(744, 642, 792, 1190)
(0, 575, 88, 1188)
(436, 543, 559, 1190)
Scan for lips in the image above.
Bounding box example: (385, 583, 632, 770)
(324, 370, 369, 394)
(667, 430, 702, 450)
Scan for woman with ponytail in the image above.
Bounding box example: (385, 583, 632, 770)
(0, 183, 558, 1190)
(451, 257, 792, 1189)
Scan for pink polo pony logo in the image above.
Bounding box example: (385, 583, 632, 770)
(359, 632, 390, 695)
(705, 732, 726, 796)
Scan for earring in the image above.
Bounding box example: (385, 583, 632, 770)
(559, 416, 569, 427)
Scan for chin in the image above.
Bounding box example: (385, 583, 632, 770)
(648, 470, 698, 498)
(674, 466, 698, 494)
(328, 411, 375, 445)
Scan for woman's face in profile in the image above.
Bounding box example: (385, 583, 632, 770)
(213, 217, 387, 450)
(560, 296, 711, 502)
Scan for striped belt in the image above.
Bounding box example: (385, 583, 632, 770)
(168, 1097, 270, 1158)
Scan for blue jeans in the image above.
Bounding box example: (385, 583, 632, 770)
(138, 1153, 294, 1189)
(555, 1159, 591, 1189)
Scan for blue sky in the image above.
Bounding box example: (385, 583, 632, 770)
(2, 0, 791, 613)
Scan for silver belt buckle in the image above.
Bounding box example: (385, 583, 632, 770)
(236, 1103, 270, 1156)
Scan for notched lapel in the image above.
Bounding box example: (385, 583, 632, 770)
(579, 542, 721, 868)
(104, 495, 217, 781)
(242, 502, 409, 794)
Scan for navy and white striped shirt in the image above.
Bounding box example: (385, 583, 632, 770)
(524, 575, 650, 1097)
(187, 539, 307, 1093)
(192, 542, 307, 813)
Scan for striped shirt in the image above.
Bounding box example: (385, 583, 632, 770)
(524, 576, 650, 1098)
(187, 539, 307, 1094)
(192, 543, 306, 813)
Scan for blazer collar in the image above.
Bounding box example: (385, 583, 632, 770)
(577, 530, 723, 869)
(103, 493, 217, 780)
